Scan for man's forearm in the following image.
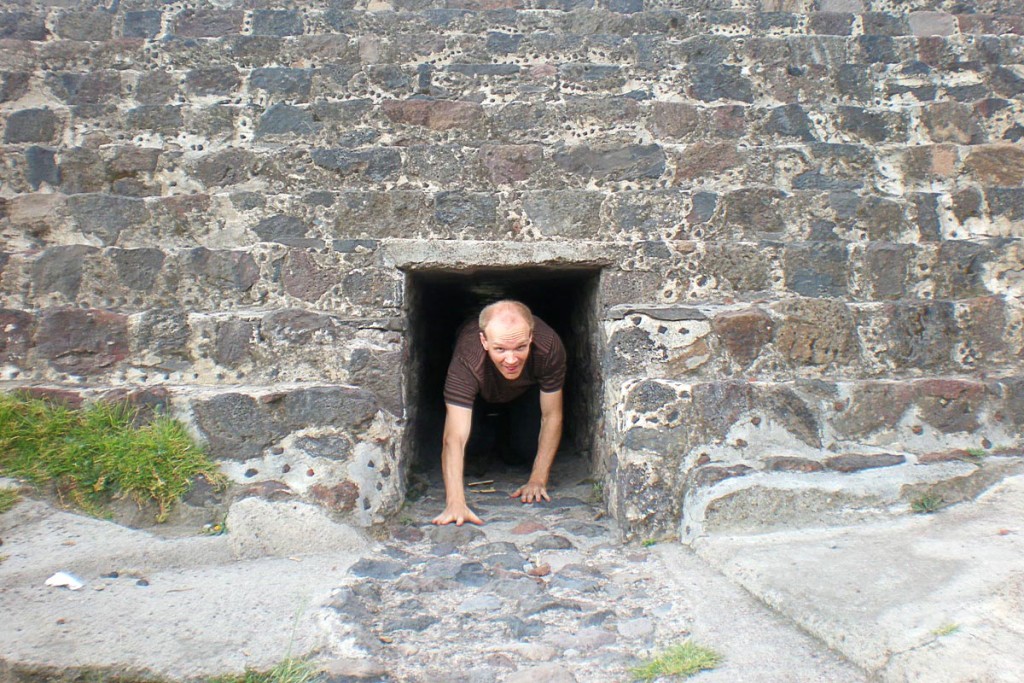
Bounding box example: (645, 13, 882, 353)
(441, 440, 468, 504)
(530, 412, 562, 485)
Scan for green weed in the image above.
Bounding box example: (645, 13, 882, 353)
(964, 447, 987, 459)
(641, 538, 658, 548)
(631, 641, 722, 681)
(932, 623, 960, 637)
(911, 493, 945, 514)
(206, 658, 317, 683)
(0, 488, 18, 514)
(0, 393, 223, 522)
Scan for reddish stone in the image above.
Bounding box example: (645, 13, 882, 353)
(918, 449, 972, 464)
(281, 250, 340, 303)
(690, 464, 754, 488)
(310, 481, 359, 512)
(479, 145, 543, 185)
(710, 105, 747, 137)
(674, 142, 743, 182)
(711, 307, 773, 365)
(915, 379, 986, 401)
(651, 102, 700, 139)
(965, 145, 1024, 186)
(825, 453, 905, 473)
(18, 387, 85, 409)
(764, 457, 824, 473)
(382, 99, 484, 131)
(527, 563, 551, 577)
(511, 520, 547, 535)
(35, 308, 129, 375)
(239, 480, 295, 501)
(391, 525, 425, 542)
(914, 379, 987, 434)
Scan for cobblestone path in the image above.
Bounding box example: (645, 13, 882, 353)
(322, 459, 867, 683)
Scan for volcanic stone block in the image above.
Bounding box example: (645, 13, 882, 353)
(123, 10, 162, 38)
(51, 72, 121, 105)
(479, 145, 544, 185)
(309, 482, 360, 513)
(382, 99, 484, 130)
(702, 243, 770, 293)
(135, 71, 180, 105)
(992, 66, 1024, 98)
(722, 188, 787, 235)
(784, 242, 849, 297)
(914, 379, 987, 434)
(689, 64, 754, 103)
(125, 106, 183, 135)
(774, 299, 858, 366)
(809, 13, 854, 35)
(690, 464, 755, 489)
(765, 457, 824, 473)
(256, 104, 320, 138)
(856, 196, 909, 240)
(837, 106, 900, 143)
(32, 245, 98, 298)
(67, 194, 149, 246)
(883, 302, 958, 370)
(192, 393, 277, 460)
(911, 193, 941, 241)
(4, 108, 59, 144)
(764, 104, 816, 141)
(674, 142, 743, 182)
(132, 310, 190, 363)
(711, 308, 774, 366)
(863, 242, 910, 300)
(310, 148, 402, 181)
(522, 191, 603, 238)
(833, 382, 913, 438)
(909, 12, 956, 37)
(921, 102, 982, 144)
(552, 143, 666, 182)
(261, 309, 341, 345)
(213, 319, 256, 368)
(281, 250, 341, 302)
(932, 241, 991, 298)
(614, 461, 679, 535)
(281, 386, 379, 432)
(254, 215, 312, 246)
(0, 72, 30, 103)
(825, 453, 906, 472)
(183, 249, 260, 293)
(433, 191, 498, 231)
(0, 309, 33, 365)
(965, 145, 1024, 187)
(988, 189, 1024, 221)
(185, 67, 242, 97)
(55, 11, 112, 40)
(763, 386, 822, 448)
(346, 346, 403, 416)
(25, 146, 59, 190)
(194, 149, 258, 188)
(35, 308, 129, 375)
(252, 10, 304, 36)
(651, 102, 701, 140)
(173, 10, 243, 38)
(250, 68, 313, 101)
(0, 12, 47, 40)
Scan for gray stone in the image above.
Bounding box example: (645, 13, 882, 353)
(32, 245, 97, 298)
(52, 72, 121, 106)
(552, 144, 665, 181)
(522, 191, 603, 238)
(988, 189, 1024, 221)
(256, 104, 321, 138)
(784, 243, 849, 297)
(133, 310, 190, 362)
(252, 10, 303, 36)
(501, 616, 545, 640)
(213, 320, 255, 368)
(4, 109, 58, 144)
(454, 562, 490, 587)
(250, 68, 312, 100)
(765, 104, 816, 141)
(192, 393, 277, 460)
(123, 11, 162, 39)
(458, 594, 502, 613)
(125, 106, 183, 135)
(25, 146, 59, 190)
(350, 558, 407, 581)
(384, 615, 437, 632)
(185, 67, 241, 97)
(311, 149, 402, 181)
(883, 302, 958, 370)
(110, 248, 165, 292)
(281, 386, 379, 432)
(433, 191, 498, 230)
(173, 10, 243, 38)
(194, 149, 258, 188)
(531, 535, 574, 551)
(690, 64, 754, 103)
(0, 12, 47, 40)
(0, 72, 30, 103)
(67, 194, 150, 246)
(254, 215, 310, 245)
(183, 249, 259, 292)
(55, 12, 112, 41)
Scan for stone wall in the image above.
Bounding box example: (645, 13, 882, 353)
(1, 0, 1022, 537)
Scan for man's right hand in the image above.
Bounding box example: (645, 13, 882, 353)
(432, 501, 484, 526)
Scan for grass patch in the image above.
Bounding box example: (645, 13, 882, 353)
(0, 488, 19, 514)
(932, 623, 960, 637)
(0, 392, 223, 522)
(631, 641, 722, 681)
(911, 493, 944, 514)
(207, 658, 317, 683)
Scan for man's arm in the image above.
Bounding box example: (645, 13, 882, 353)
(511, 389, 563, 504)
(432, 403, 483, 526)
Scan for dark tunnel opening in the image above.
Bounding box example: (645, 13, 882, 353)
(403, 267, 603, 483)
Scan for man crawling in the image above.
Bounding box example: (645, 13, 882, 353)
(432, 300, 566, 526)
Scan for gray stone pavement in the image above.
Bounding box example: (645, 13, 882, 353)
(1, 462, 1020, 682)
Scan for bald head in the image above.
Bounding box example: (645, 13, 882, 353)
(478, 300, 535, 335)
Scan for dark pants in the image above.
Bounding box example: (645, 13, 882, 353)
(465, 386, 541, 472)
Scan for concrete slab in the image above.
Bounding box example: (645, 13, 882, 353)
(692, 474, 1024, 682)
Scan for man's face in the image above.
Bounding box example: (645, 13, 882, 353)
(480, 317, 532, 381)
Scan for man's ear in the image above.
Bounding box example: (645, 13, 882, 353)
(479, 331, 488, 349)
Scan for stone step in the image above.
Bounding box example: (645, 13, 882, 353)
(681, 453, 1024, 541)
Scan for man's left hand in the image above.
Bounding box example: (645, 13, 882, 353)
(511, 480, 550, 504)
